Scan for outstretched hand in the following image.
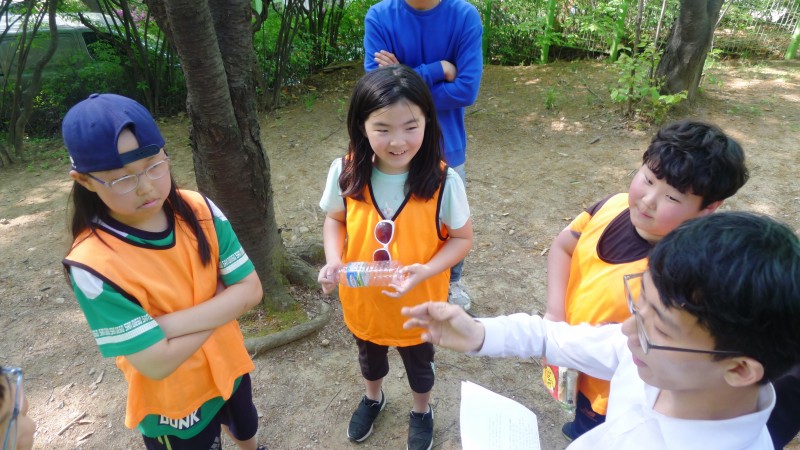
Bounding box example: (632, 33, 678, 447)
(402, 301, 485, 353)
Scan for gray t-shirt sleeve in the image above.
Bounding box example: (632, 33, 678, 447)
(319, 158, 345, 214)
(320, 161, 469, 229)
(440, 167, 470, 230)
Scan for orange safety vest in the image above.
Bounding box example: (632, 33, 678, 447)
(341, 171, 450, 347)
(565, 193, 647, 415)
(64, 190, 254, 429)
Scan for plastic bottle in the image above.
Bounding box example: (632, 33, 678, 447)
(338, 261, 406, 287)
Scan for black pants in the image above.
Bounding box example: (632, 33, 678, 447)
(142, 374, 258, 450)
(768, 364, 800, 449)
(572, 391, 606, 438)
(355, 335, 435, 394)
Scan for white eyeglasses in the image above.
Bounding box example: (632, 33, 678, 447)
(85, 157, 171, 195)
(2, 367, 23, 450)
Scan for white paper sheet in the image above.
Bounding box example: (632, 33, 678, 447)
(460, 380, 542, 450)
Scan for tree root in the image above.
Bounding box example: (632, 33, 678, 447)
(244, 300, 332, 355)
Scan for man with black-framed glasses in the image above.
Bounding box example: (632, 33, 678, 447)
(402, 212, 800, 449)
(0, 366, 35, 450)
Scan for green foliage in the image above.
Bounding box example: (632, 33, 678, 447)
(544, 87, 558, 110)
(58, 0, 89, 13)
(79, 0, 187, 115)
(5, 0, 786, 140)
(322, 0, 371, 64)
(14, 40, 131, 136)
(2, 2, 187, 143)
(472, 0, 550, 65)
(288, 29, 316, 83)
(568, 0, 622, 41)
(786, 19, 800, 59)
(335, 96, 346, 121)
(253, 15, 279, 81)
(254, 13, 313, 90)
(302, 92, 317, 111)
(610, 45, 687, 123)
(253, 0, 369, 108)
(701, 48, 725, 90)
(17, 137, 70, 173)
(239, 301, 309, 337)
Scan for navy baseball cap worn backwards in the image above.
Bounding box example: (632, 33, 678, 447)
(62, 93, 165, 173)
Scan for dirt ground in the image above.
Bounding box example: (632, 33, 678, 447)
(1, 59, 799, 450)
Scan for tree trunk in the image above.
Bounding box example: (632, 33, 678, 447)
(609, 0, 633, 62)
(540, 0, 557, 64)
(655, 0, 724, 100)
(147, 0, 306, 310)
(0, 143, 10, 167)
(11, 0, 58, 159)
(786, 19, 800, 60)
(482, 0, 493, 63)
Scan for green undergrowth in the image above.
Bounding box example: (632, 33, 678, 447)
(238, 298, 310, 339)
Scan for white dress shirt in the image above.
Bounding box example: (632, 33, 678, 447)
(477, 314, 776, 450)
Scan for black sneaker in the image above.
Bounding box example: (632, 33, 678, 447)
(407, 405, 433, 450)
(561, 421, 576, 442)
(347, 391, 386, 442)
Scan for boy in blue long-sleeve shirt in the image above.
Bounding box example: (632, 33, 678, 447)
(364, 0, 483, 312)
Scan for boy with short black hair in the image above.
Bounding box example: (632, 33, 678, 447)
(403, 211, 800, 449)
(543, 120, 749, 439)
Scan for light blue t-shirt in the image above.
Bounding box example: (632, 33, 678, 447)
(319, 158, 470, 230)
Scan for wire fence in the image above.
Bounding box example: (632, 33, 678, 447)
(480, 0, 800, 62)
(714, 0, 800, 57)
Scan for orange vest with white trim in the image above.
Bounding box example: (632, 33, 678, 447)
(341, 172, 450, 347)
(565, 193, 647, 415)
(65, 190, 254, 429)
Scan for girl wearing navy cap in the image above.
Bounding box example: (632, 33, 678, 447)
(61, 94, 266, 450)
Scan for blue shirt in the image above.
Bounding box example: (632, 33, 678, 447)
(364, 0, 483, 167)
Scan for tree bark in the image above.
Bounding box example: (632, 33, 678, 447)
(609, 0, 633, 62)
(12, 0, 58, 159)
(655, 0, 724, 100)
(147, 0, 305, 310)
(786, 19, 800, 60)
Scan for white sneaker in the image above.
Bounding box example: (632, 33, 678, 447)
(448, 280, 472, 311)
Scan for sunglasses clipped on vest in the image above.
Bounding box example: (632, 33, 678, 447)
(338, 220, 408, 288)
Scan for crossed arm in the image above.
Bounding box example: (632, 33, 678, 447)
(373, 50, 458, 82)
(125, 272, 262, 380)
(363, 9, 483, 111)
